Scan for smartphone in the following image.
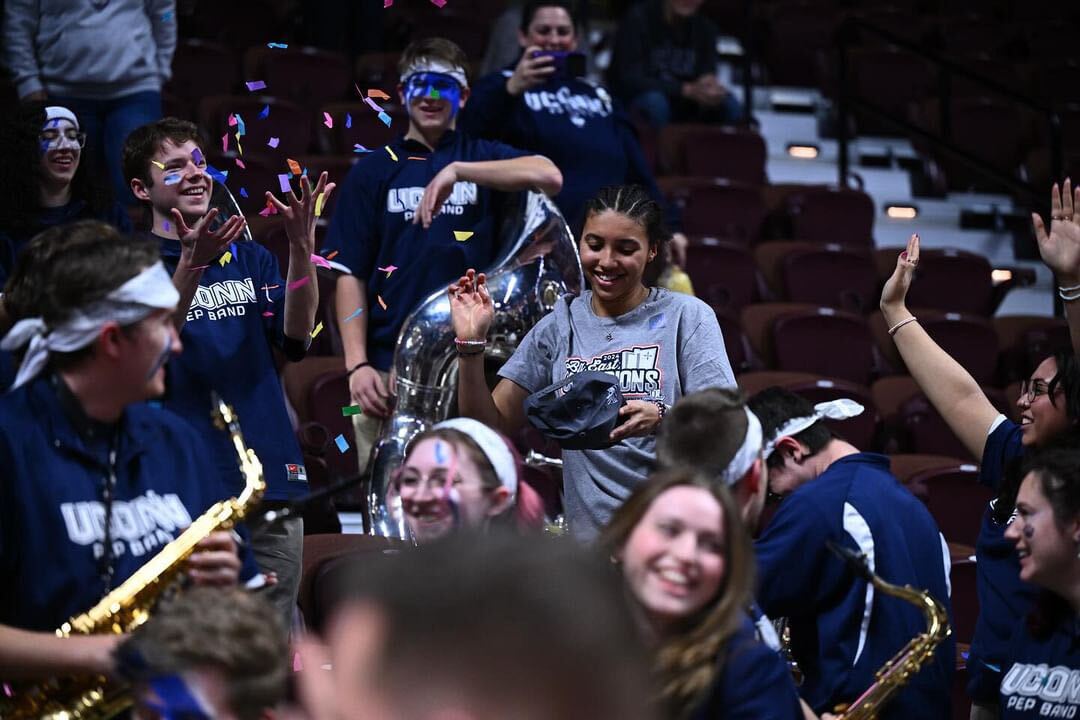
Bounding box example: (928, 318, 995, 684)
(530, 50, 587, 80)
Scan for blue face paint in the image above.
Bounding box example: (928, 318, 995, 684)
(144, 674, 212, 720)
(434, 439, 448, 464)
(163, 172, 182, 186)
(403, 72, 463, 120)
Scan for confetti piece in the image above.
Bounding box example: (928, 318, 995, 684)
(430, 0, 446, 6)
(235, 135, 243, 155)
(377, 264, 398, 276)
(377, 295, 387, 310)
(206, 165, 228, 184)
(407, 156, 426, 160)
(235, 157, 246, 169)
(310, 253, 331, 268)
(377, 111, 392, 127)
(258, 104, 270, 119)
(326, 250, 339, 260)
(311, 321, 324, 338)
(221, 133, 229, 153)
(346, 113, 352, 129)
(239, 187, 249, 198)
(268, 137, 280, 148)
(219, 251, 232, 266)
(192, 148, 205, 165)
(161, 10, 174, 20)
(163, 221, 171, 232)
(164, 172, 182, 185)
(315, 193, 326, 217)
(368, 89, 390, 100)
(353, 144, 371, 153)
(263, 311, 274, 317)
(246, 80, 267, 92)
(267, 42, 288, 49)
(234, 114, 246, 136)
(228, 115, 237, 127)
(454, 231, 474, 242)
(342, 405, 362, 416)
(334, 434, 350, 453)
(385, 146, 398, 161)
(344, 306, 363, 322)
(151, 160, 166, 170)
(278, 174, 291, 193)
(363, 97, 384, 113)
(189, 264, 210, 270)
(287, 158, 302, 175)
(258, 202, 278, 217)
(288, 277, 311, 291)
(323, 112, 333, 129)
(384, 0, 392, 7)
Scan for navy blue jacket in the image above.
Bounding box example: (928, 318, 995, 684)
(999, 607, 1080, 718)
(690, 614, 804, 720)
(969, 418, 1040, 702)
(755, 453, 954, 719)
(322, 130, 526, 372)
(0, 375, 242, 631)
(460, 68, 668, 232)
(158, 235, 308, 501)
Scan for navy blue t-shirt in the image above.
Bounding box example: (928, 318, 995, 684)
(0, 375, 238, 631)
(999, 611, 1080, 718)
(969, 417, 1040, 702)
(158, 236, 307, 501)
(755, 452, 954, 719)
(689, 614, 804, 720)
(460, 68, 666, 233)
(321, 130, 526, 372)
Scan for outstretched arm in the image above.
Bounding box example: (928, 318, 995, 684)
(0, 625, 119, 678)
(1033, 179, 1080, 359)
(880, 233, 999, 459)
(415, 157, 563, 228)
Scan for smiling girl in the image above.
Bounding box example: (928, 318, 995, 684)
(450, 184, 736, 541)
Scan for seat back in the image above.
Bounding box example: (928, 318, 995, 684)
(781, 243, 878, 313)
(910, 464, 991, 546)
(785, 186, 875, 246)
(684, 240, 758, 311)
(771, 308, 878, 385)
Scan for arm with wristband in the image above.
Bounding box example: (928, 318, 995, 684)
(1032, 179, 1080, 359)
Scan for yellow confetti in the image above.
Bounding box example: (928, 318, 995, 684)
(287, 158, 302, 175)
(453, 231, 474, 242)
(385, 146, 398, 162)
(377, 295, 387, 310)
(311, 321, 324, 338)
(235, 133, 243, 155)
(151, 160, 166, 169)
(315, 192, 325, 217)
(219, 250, 232, 266)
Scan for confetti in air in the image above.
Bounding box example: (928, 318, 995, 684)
(334, 434, 350, 453)
(377, 264, 398, 277)
(268, 137, 280, 148)
(258, 105, 270, 119)
(346, 113, 353, 129)
(219, 251, 232, 267)
(377, 111, 392, 127)
(343, 307, 364, 322)
(323, 112, 333, 129)
(310, 253, 331, 269)
(287, 277, 311, 291)
(377, 295, 388, 310)
(342, 405, 362, 416)
(368, 89, 390, 100)
(239, 187, 249, 198)
(287, 158, 302, 176)
(453, 231, 474, 242)
(385, 146, 398, 161)
(267, 42, 288, 49)
(311, 321, 324, 338)
(245, 80, 267, 92)
(315, 193, 326, 217)
(151, 160, 166, 170)
(277, 174, 291, 193)
(354, 144, 371, 153)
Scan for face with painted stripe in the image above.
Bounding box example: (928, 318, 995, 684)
(400, 72, 468, 136)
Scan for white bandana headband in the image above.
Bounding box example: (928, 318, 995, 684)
(435, 417, 518, 499)
(762, 399, 865, 460)
(718, 408, 763, 486)
(1, 262, 180, 389)
(399, 58, 470, 89)
(45, 106, 80, 130)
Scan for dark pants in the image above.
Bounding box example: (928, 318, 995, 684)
(630, 89, 744, 129)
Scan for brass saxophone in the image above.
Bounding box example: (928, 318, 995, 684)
(0, 394, 265, 719)
(827, 542, 952, 720)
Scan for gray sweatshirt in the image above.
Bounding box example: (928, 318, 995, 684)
(3, 0, 176, 100)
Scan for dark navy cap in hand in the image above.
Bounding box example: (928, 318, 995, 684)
(524, 371, 625, 450)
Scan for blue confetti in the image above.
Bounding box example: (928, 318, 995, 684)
(343, 307, 363, 322)
(230, 242, 237, 258)
(346, 113, 352, 129)
(258, 104, 270, 120)
(234, 113, 246, 136)
(161, 10, 174, 21)
(206, 164, 228, 184)
(334, 434, 350, 453)
(239, 187, 248, 198)
(353, 144, 371, 153)
(267, 42, 289, 49)
(377, 111, 392, 127)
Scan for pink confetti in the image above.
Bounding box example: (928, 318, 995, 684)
(287, 277, 311, 291)
(278, 174, 291, 193)
(323, 112, 333, 129)
(258, 203, 279, 217)
(263, 311, 275, 318)
(228, 115, 237, 127)
(221, 133, 229, 152)
(268, 137, 280, 148)
(189, 264, 210, 270)
(310, 254, 332, 269)
(430, 0, 446, 6)
(384, 0, 392, 6)
(377, 264, 398, 276)
(235, 158, 246, 169)
(246, 80, 267, 92)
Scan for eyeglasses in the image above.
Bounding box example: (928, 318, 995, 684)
(1020, 378, 1057, 403)
(39, 128, 87, 149)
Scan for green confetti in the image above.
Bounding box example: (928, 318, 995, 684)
(341, 405, 363, 416)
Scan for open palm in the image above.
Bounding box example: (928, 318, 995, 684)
(448, 269, 493, 341)
(1034, 179, 1080, 285)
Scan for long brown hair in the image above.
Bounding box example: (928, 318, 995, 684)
(598, 468, 756, 719)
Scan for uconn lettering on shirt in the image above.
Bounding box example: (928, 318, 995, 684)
(186, 277, 257, 322)
(387, 181, 479, 222)
(522, 85, 613, 128)
(60, 490, 193, 561)
(1001, 662, 1080, 717)
(565, 345, 663, 399)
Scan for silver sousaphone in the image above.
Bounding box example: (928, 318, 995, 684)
(365, 191, 582, 538)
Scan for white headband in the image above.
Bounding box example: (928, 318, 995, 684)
(762, 399, 865, 460)
(45, 105, 79, 130)
(400, 58, 469, 89)
(1, 262, 179, 389)
(718, 408, 763, 486)
(435, 418, 517, 498)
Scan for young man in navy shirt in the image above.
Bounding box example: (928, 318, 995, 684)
(746, 387, 954, 720)
(323, 37, 561, 474)
(122, 118, 331, 628)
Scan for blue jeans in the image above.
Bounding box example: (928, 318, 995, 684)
(631, 89, 744, 129)
(51, 90, 163, 206)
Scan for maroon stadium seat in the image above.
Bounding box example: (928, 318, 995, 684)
(776, 242, 878, 314)
(875, 247, 994, 316)
(684, 239, 758, 311)
(784, 186, 875, 247)
(659, 178, 765, 242)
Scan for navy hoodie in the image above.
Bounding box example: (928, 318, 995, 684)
(999, 607, 1080, 718)
(158, 236, 308, 501)
(460, 67, 667, 232)
(755, 453, 954, 719)
(0, 375, 242, 631)
(322, 130, 526, 372)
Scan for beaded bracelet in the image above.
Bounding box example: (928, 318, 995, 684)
(454, 338, 487, 356)
(888, 316, 918, 336)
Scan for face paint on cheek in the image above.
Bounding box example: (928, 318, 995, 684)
(191, 147, 204, 166)
(145, 675, 212, 720)
(163, 172, 182, 186)
(404, 72, 463, 119)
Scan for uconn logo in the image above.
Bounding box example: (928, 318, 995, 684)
(523, 85, 613, 128)
(60, 490, 193, 560)
(187, 278, 257, 321)
(387, 182, 478, 222)
(1001, 663, 1080, 717)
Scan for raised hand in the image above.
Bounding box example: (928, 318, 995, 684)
(415, 163, 459, 229)
(880, 232, 920, 325)
(448, 269, 494, 342)
(1033, 179, 1080, 286)
(266, 171, 336, 256)
(171, 207, 247, 269)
